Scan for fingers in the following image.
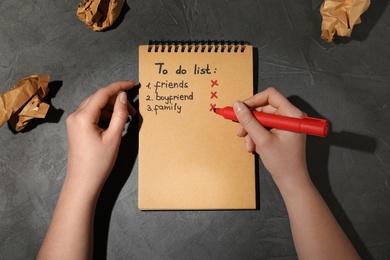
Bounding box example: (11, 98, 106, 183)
(244, 87, 303, 118)
(236, 115, 256, 153)
(244, 135, 256, 153)
(235, 87, 306, 154)
(99, 94, 137, 121)
(237, 124, 247, 137)
(126, 99, 137, 116)
(83, 81, 136, 121)
(77, 95, 92, 111)
(233, 100, 272, 147)
(106, 92, 130, 139)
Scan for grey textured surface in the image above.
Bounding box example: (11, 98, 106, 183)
(1, 0, 390, 259)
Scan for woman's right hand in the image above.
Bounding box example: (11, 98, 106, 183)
(233, 87, 309, 188)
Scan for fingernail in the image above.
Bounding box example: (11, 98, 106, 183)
(119, 92, 127, 105)
(245, 140, 250, 152)
(129, 105, 137, 116)
(233, 101, 242, 113)
(237, 125, 243, 136)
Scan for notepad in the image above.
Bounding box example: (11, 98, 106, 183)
(138, 41, 255, 210)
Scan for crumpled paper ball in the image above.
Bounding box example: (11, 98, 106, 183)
(0, 74, 50, 132)
(320, 0, 370, 42)
(77, 0, 125, 31)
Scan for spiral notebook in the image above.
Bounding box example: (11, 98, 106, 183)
(138, 41, 255, 210)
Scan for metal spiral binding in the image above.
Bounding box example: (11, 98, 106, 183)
(147, 40, 249, 53)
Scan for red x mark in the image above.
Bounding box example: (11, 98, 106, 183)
(211, 91, 218, 99)
(211, 80, 219, 87)
(210, 103, 216, 111)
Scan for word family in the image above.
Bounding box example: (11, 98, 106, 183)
(147, 103, 182, 115)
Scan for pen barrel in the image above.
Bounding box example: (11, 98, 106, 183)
(216, 107, 328, 137)
(252, 112, 328, 137)
(299, 119, 329, 137)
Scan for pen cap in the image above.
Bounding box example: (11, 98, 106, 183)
(300, 116, 329, 137)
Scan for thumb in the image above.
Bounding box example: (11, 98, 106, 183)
(107, 92, 129, 139)
(233, 101, 272, 145)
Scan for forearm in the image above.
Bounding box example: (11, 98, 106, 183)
(38, 81, 134, 259)
(276, 172, 359, 260)
(37, 175, 98, 260)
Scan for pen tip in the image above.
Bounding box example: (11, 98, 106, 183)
(213, 108, 216, 113)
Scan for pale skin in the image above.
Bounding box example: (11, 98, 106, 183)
(37, 81, 136, 260)
(38, 82, 359, 259)
(234, 87, 360, 260)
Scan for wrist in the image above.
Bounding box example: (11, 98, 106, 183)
(272, 168, 314, 199)
(62, 171, 103, 205)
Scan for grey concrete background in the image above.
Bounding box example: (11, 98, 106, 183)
(1, 0, 389, 259)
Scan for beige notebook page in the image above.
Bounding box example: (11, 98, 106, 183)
(139, 44, 255, 210)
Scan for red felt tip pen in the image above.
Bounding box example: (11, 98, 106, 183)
(214, 106, 329, 137)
